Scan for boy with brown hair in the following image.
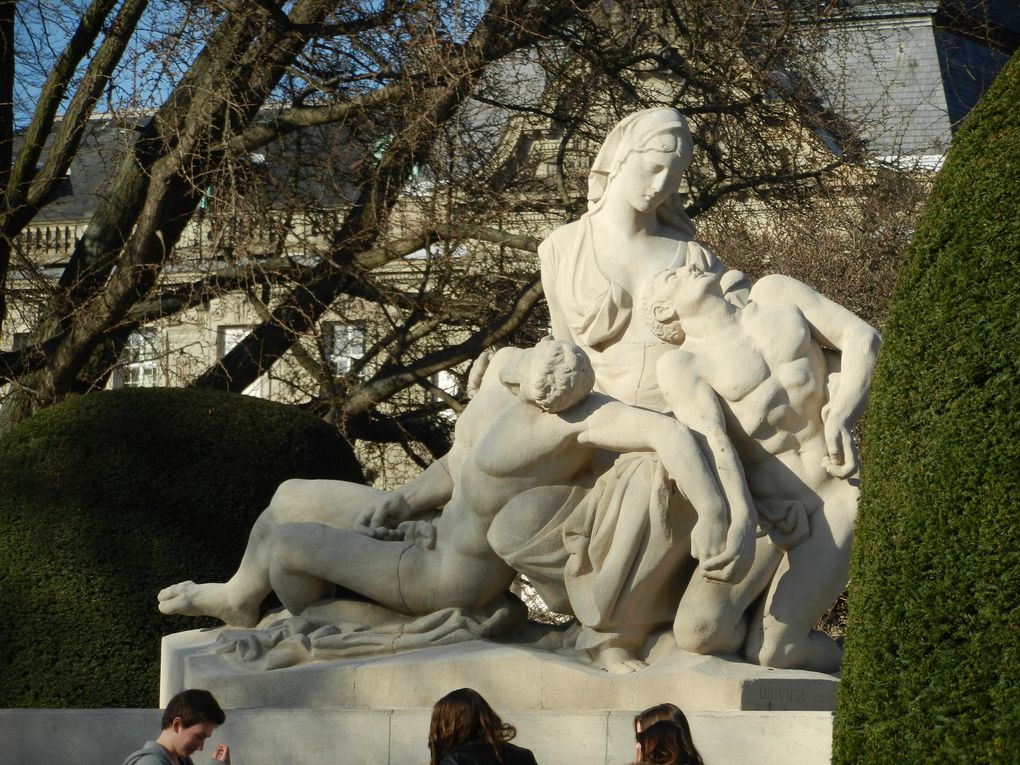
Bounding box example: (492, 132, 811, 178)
(122, 688, 230, 765)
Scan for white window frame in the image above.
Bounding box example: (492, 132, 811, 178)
(218, 325, 269, 398)
(323, 322, 365, 375)
(113, 329, 160, 388)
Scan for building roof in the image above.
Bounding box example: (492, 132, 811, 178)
(820, 0, 1017, 158)
(16, 113, 366, 226)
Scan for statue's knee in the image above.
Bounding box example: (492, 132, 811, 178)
(271, 478, 307, 508)
(836, 507, 857, 543)
(674, 613, 723, 653)
(270, 523, 306, 567)
(756, 638, 792, 669)
(265, 479, 316, 527)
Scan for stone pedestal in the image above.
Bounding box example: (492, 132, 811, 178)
(161, 627, 838, 712)
(157, 626, 838, 764)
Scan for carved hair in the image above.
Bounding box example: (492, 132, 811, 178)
(586, 108, 697, 238)
(632, 718, 705, 765)
(428, 688, 516, 765)
(527, 339, 596, 412)
(639, 271, 686, 346)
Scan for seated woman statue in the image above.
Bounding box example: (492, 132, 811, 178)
(536, 108, 757, 669)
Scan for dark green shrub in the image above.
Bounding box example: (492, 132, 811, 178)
(0, 388, 364, 708)
(833, 53, 1020, 763)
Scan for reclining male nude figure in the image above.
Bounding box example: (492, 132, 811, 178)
(642, 264, 880, 672)
(160, 339, 753, 670)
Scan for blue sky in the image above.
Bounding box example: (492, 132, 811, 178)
(12, 0, 491, 129)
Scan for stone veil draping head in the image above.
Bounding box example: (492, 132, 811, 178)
(585, 107, 698, 239)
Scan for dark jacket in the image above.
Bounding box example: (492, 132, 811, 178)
(438, 738, 539, 765)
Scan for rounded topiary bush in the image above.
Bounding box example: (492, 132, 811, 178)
(833, 53, 1020, 762)
(0, 387, 364, 708)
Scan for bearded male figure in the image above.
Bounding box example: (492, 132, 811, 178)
(643, 265, 880, 672)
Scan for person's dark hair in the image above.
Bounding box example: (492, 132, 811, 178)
(634, 702, 685, 733)
(428, 688, 516, 765)
(160, 689, 226, 730)
(634, 705, 704, 765)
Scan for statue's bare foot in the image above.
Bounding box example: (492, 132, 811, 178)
(158, 581, 259, 627)
(750, 627, 843, 673)
(595, 645, 648, 674)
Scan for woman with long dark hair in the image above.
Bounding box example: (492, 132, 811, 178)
(633, 703, 704, 765)
(428, 688, 538, 765)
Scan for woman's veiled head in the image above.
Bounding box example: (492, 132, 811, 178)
(586, 108, 697, 237)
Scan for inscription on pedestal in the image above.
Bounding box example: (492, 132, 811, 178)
(741, 680, 837, 711)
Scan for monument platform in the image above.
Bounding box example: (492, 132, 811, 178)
(151, 626, 837, 763)
(161, 627, 838, 712)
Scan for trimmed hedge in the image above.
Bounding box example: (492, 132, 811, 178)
(0, 388, 364, 708)
(833, 53, 1020, 762)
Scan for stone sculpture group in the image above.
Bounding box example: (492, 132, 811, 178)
(160, 108, 880, 675)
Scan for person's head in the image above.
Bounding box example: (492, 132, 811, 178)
(634, 702, 685, 734)
(158, 689, 226, 760)
(499, 339, 595, 413)
(634, 715, 704, 765)
(428, 688, 516, 765)
(587, 108, 696, 235)
(640, 265, 723, 346)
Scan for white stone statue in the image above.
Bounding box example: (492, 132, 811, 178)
(161, 108, 878, 685)
(642, 265, 880, 672)
(159, 339, 746, 672)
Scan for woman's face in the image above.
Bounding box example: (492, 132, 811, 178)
(612, 131, 689, 214)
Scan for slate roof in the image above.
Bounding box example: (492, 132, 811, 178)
(15, 113, 365, 226)
(14, 116, 136, 223)
(820, 0, 1017, 158)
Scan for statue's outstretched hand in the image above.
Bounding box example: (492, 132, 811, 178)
(353, 493, 415, 538)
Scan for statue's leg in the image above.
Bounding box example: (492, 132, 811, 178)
(675, 535, 780, 656)
(268, 520, 507, 617)
(749, 481, 856, 672)
(158, 479, 385, 626)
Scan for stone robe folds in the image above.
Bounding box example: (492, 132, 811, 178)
(496, 454, 695, 652)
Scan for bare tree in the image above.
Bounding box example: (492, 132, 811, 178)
(1, 0, 917, 472)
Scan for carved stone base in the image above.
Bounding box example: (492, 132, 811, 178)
(161, 624, 838, 713)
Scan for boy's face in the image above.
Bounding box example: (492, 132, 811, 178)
(168, 718, 215, 758)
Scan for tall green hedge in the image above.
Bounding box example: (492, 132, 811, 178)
(833, 53, 1020, 762)
(0, 388, 364, 708)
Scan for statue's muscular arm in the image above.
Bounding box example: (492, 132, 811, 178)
(356, 352, 518, 535)
(752, 275, 880, 477)
(656, 351, 758, 582)
(573, 393, 753, 583)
